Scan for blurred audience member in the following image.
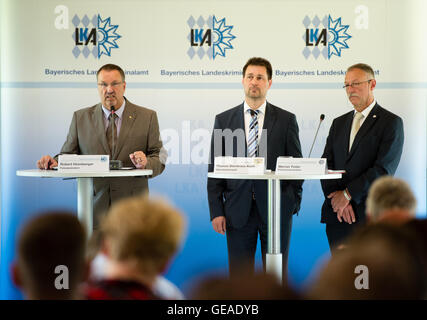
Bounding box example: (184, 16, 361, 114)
(84, 196, 185, 300)
(308, 224, 426, 299)
(403, 218, 427, 298)
(404, 219, 427, 249)
(86, 230, 184, 299)
(191, 269, 300, 300)
(12, 212, 87, 299)
(366, 176, 416, 224)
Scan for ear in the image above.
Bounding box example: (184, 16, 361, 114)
(369, 79, 376, 90)
(268, 79, 272, 89)
(10, 262, 22, 288)
(123, 81, 127, 92)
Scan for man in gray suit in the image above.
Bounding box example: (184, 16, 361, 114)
(37, 64, 166, 225)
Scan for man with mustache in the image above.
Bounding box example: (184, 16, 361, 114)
(208, 57, 303, 280)
(320, 63, 404, 250)
(37, 64, 166, 226)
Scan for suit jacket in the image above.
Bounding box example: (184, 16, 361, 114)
(320, 103, 404, 224)
(207, 102, 303, 229)
(58, 98, 165, 220)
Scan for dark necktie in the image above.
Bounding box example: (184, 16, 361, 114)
(106, 112, 118, 156)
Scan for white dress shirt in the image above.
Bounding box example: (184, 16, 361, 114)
(354, 99, 376, 127)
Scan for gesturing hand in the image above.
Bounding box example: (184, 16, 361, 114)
(129, 151, 147, 169)
(37, 155, 57, 170)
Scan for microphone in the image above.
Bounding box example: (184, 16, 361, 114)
(109, 105, 122, 170)
(308, 114, 325, 157)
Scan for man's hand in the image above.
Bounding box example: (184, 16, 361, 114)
(212, 216, 226, 235)
(129, 151, 147, 169)
(337, 203, 356, 224)
(37, 155, 57, 170)
(328, 190, 350, 213)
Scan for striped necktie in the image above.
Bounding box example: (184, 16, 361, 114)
(247, 109, 259, 157)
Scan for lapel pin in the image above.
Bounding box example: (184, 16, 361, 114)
(373, 115, 377, 118)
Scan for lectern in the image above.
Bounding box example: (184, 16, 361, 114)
(16, 169, 153, 237)
(207, 171, 341, 282)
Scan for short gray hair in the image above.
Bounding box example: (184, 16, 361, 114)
(347, 63, 375, 79)
(366, 176, 416, 220)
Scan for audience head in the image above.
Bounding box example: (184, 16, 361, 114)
(308, 224, 426, 299)
(366, 176, 416, 224)
(191, 270, 299, 300)
(12, 211, 87, 299)
(403, 218, 427, 292)
(100, 195, 186, 279)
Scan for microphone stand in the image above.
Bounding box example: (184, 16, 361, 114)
(308, 114, 325, 157)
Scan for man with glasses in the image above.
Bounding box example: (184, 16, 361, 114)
(320, 63, 404, 250)
(37, 64, 166, 226)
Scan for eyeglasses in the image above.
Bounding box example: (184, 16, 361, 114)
(97, 82, 123, 89)
(343, 79, 372, 89)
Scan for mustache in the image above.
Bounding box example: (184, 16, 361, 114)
(348, 93, 359, 98)
(105, 94, 116, 98)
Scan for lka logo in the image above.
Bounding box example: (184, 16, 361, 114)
(302, 15, 351, 59)
(72, 14, 121, 59)
(187, 15, 236, 60)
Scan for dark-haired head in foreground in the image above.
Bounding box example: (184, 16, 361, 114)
(12, 212, 87, 299)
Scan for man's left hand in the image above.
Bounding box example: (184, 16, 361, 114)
(130, 151, 147, 169)
(337, 203, 356, 224)
(328, 190, 349, 213)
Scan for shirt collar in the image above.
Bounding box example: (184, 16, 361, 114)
(102, 100, 125, 119)
(355, 99, 376, 118)
(244, 100, 267, 115)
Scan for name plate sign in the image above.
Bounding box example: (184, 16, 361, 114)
(214, 157, 265, 174)
(275, 157, 327, 175)
(58, 155, 109, 172)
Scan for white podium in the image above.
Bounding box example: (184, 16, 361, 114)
(16, 169, 153, 237)
(207, 171, 341, 283)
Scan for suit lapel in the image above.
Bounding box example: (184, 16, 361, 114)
(234, 104, 245, 130)
(347, 103, 380, 160)
(114, 100, 136, 158)
(342, 112, 354, 155)
(232, 104, 246, 156)
(92, 104, 110, 154)
(262, 103, 276, 145)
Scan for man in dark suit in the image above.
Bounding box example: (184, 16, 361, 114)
(321, 63, 404, 250)
(37, 64, 166, 225)
(207, 57, 303, 279)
